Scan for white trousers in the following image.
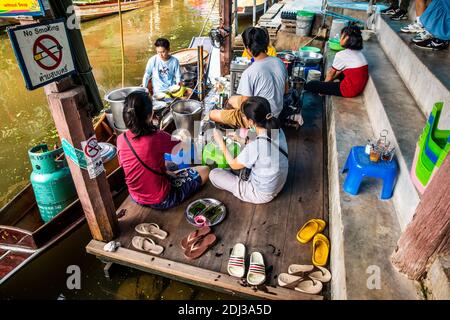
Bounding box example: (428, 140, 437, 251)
(209, 168, 275, 204)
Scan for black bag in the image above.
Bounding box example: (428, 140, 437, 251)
(279, 88, 303, 125)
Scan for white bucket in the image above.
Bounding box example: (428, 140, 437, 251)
(329, 19, 348, 40)
(296, 15, 315, 37)
(307, 70, 321, 82)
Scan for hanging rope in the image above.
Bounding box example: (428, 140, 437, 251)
(198, 0, 218, 37)
(118, 0, 125, 88)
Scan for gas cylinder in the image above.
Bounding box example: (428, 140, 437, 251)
(29, 144, 77, 222)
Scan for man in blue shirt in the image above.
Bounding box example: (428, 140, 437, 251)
(142, 38, 182, 94)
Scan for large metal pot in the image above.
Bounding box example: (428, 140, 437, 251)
(104, 87, 148, 129)
(171, 99, 203, 138)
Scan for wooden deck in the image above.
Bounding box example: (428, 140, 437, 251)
(87, 94, 328, 300)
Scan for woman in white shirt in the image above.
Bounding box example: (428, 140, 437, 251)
(209, 96, 289, 204)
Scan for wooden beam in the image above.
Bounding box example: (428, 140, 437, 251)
(46, 84, 119, 242)
(391, 157, 450, 280)
(86, 240, 323, 300)
(220, 0, 232, 76)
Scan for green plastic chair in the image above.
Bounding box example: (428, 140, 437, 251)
(412, 102, 450, 192)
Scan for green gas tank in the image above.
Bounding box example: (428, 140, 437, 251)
(29, 144, 77, 222)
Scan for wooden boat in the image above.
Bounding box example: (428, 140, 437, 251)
(73, 0, 153, 22)
(237, 0, 266, 17)
(0, 114, 127, 284)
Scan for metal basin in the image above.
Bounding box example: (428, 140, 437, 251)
(104, 87, 148, 129)
(171, 99, 203, 138)
(296, 51, 323, 66)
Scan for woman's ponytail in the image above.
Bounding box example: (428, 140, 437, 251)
(242, 96, 280, 138)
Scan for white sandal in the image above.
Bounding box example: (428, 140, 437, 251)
(278, 273, 323, 295)
(132, 236, 164, 255)
(246, 252, 266, 286)
(227, 243, 246, 278)
(135, 223, 168, 240)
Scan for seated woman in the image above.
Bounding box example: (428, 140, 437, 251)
(209, 96, 289, 204)
(304, 24, 368, 98)
(209, 27, 287, 129)
(116, 91, 209, 210)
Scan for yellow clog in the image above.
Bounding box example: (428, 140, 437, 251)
(296, 219, 326, 244)
(312, 233, 330, 267)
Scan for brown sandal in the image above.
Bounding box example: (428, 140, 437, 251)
(181, 226, 211, 250)
(184, 233, 217, 260)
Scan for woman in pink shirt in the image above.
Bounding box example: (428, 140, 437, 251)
(117, 91, 209, 210)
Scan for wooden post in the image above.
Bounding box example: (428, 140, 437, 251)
(219, 0, 232, 76)
(45, 81, 119, 242)
(234, 0, 238, 37)
(391, 157, 450, 280)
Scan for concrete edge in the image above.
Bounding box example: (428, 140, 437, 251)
(376, 16, 450, 127)
(362, 76, 420, 230)
(326, 96, 348, 300)
(423, 254, 450, 300)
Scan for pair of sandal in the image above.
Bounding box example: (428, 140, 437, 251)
(181, 226, 217, 260)
(278, 264, 332, 295)
(227, 243, 266, 286)
(296, 219, 330, 267)
(132, 223, 168, 255)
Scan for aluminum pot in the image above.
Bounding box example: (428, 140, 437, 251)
(171, 99, 203, 138)
(104, 87, 148, 129)
(296, 51, 323, 66)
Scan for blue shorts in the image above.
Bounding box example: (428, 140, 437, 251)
(148, 168, 202, 210)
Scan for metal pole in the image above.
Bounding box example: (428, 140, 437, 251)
(48, 0, 103, 115)
(118, 0, 125, 88)
(234, 0, 238, 36)
(253, 0, 256, 26)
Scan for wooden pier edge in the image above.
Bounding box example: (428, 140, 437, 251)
(86, 240, 323, 300)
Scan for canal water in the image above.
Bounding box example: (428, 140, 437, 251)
(0, 0, 252, 299)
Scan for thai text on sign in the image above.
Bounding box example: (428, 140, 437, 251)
(0, 0, 45, 16)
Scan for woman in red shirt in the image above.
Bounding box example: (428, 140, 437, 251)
(117, 91, 209, 210)
(304, 25, 369, 97)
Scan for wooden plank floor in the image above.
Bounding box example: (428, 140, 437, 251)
(87, 93, 328, 300)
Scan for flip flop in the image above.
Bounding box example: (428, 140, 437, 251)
(312, 233, 330, 267)
(227, 243, 246, 278)
(278, 273, 323, 295)
(247, 252, 266, 286)
(288, 264, 332, 283)
(135, 223, 168, 240)
(131, 236, 164, 255)
(181, 226, 211, 250)
(184, 233, 217, 260)
(296, 219, 326, 244)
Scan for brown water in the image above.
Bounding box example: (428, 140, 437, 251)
(0, 0, 254, 299)
(0, 0, 222, 207)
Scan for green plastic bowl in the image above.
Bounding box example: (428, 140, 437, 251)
(328, 38, 344, 51)
(300, 46, 321, 53)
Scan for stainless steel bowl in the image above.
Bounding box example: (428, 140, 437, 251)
(296, 51, 323, 66)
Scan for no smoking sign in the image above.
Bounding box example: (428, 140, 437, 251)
(81, 136, 105, 179)
(7, 19, 76, 90)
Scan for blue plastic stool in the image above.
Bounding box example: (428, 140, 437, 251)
(342, 146, 398, 200)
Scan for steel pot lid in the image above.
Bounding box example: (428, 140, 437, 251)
(98, 142, 117, 163)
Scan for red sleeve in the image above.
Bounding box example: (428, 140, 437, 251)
(158, 131, 181, 154)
